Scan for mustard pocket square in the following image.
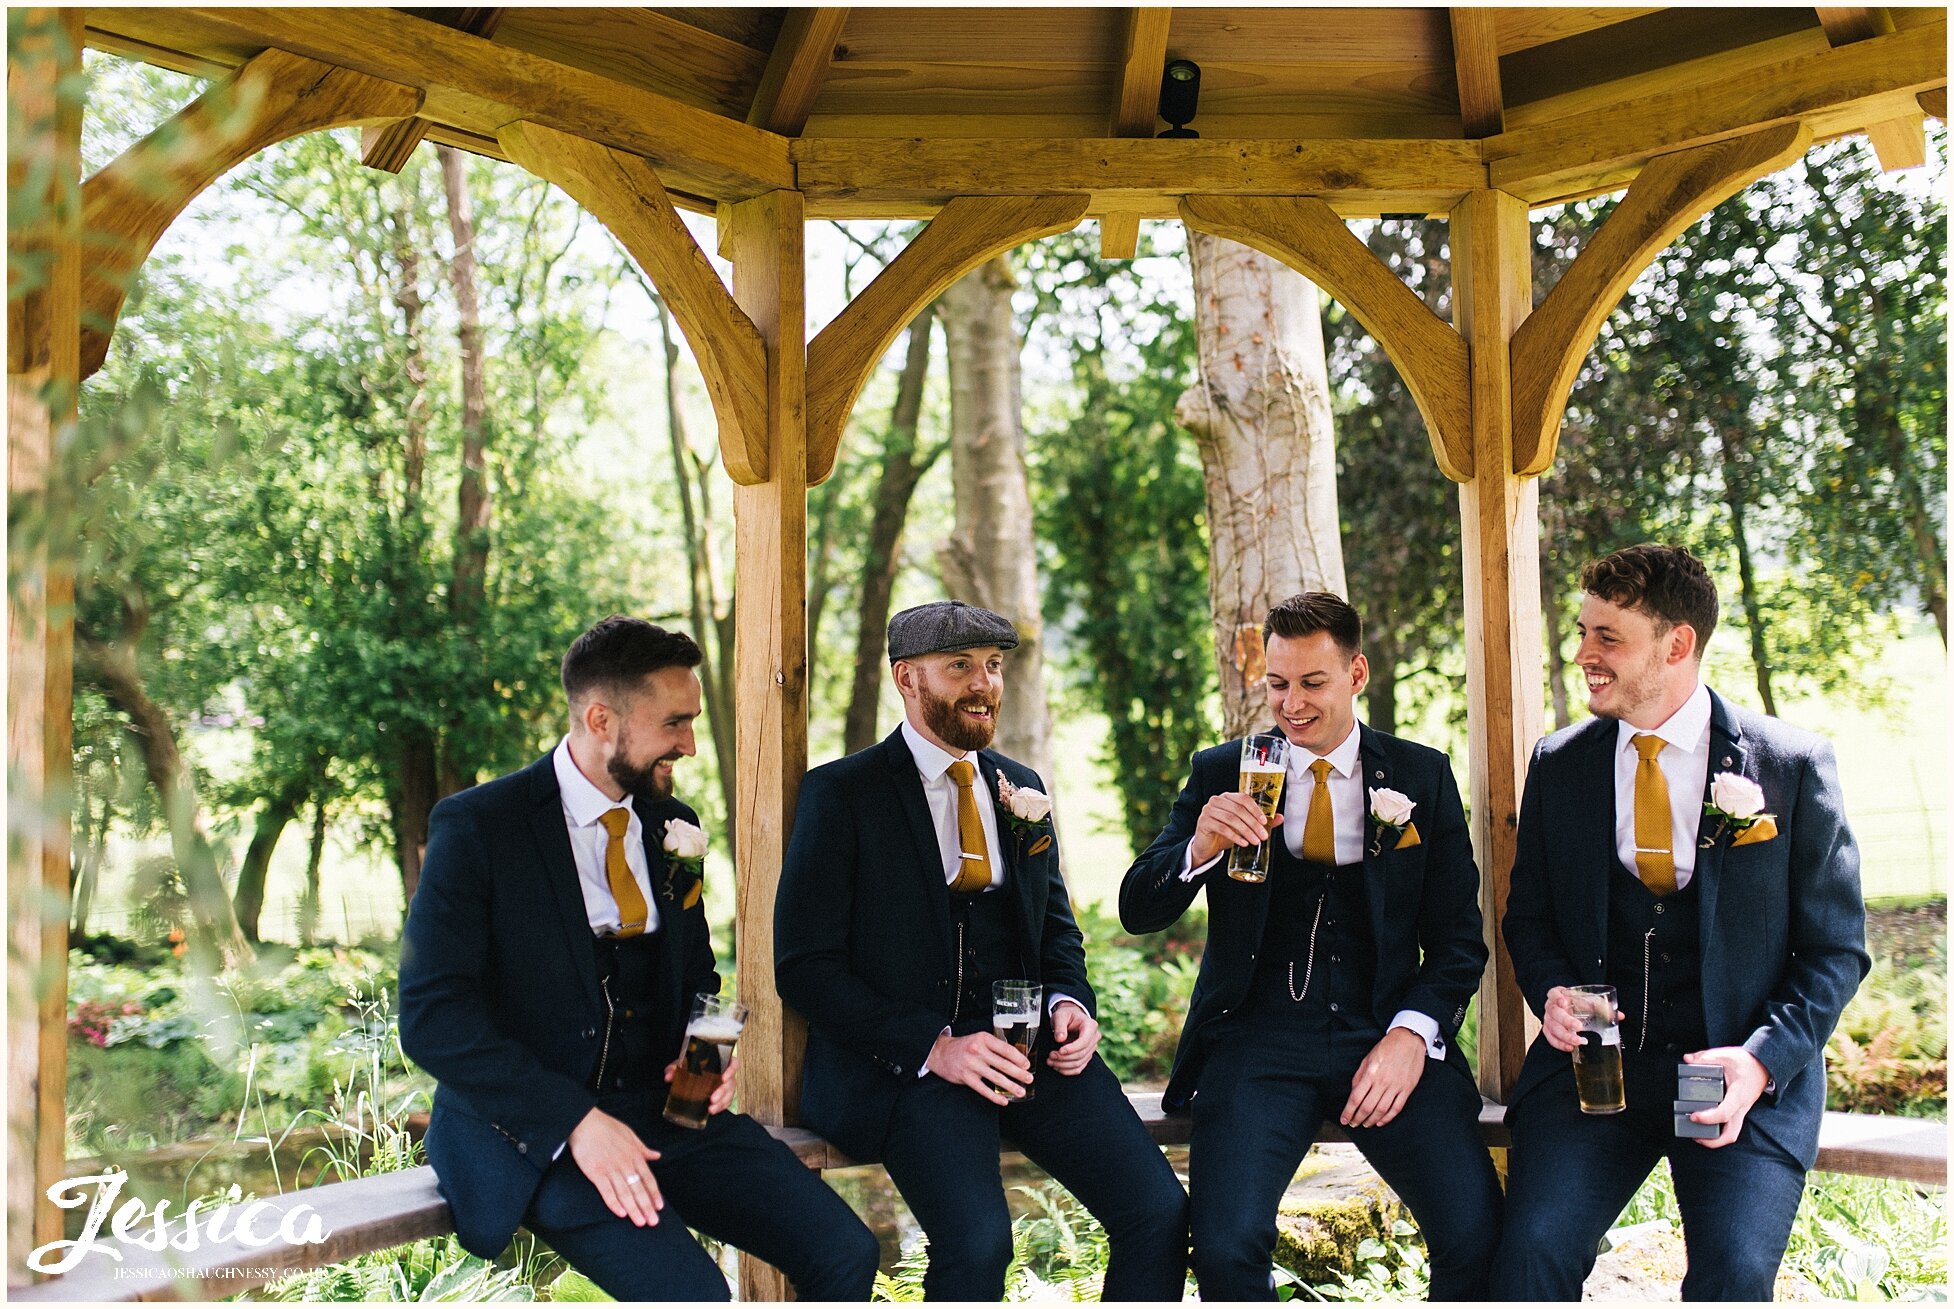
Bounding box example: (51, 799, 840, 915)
(1028, 834, 1053, 857)
(1395, 822, 1421, 851)
(681, 880, 704, 910)
(1731, 816, 1778, 848)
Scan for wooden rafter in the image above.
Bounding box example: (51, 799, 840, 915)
(1508, 122, 1812, 476)
(805, 194, 1089, 484)
(1813, 6, 1927, 170)
(1484, 17, 1942, 198)
(1100, 7, 1172, 258)
(497, 120, 771, 484)
(85, 7, 794, 203)
(746, 7, 847, 134)
(360, 8, 503, 173)
(1449, 7, 1504, 139)
(78, 48, 421, 378)
(1179, 195, 1473, 480)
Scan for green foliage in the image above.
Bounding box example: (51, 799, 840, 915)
(1073, 900, 1202, 1082)
(1027, 231, 1217, 851)
(1826, 956, 1947, 1117)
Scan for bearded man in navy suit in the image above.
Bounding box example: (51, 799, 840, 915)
(1493, 545, 1870, 1300)
(776, 600, 1189, 1301)
(1120, 592, 1502, 1301)
(399, 616, 877, 1301)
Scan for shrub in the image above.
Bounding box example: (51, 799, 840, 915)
(1074, 900, 1201, 1082)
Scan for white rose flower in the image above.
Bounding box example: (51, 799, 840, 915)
(1710, 773, 1766, 819)
(1368, 787, 1416, 827)
(1006, 787, 1053, 823)
(663, 818, 709, 859)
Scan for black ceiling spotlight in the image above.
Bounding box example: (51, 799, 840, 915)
(1157, 58, 1201, 138)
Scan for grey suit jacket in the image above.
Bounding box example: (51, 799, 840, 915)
(1502, 689, 1869, 1167)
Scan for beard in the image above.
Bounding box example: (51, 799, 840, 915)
(608, 726, 677, 802)
(920, 683, 1000, 752)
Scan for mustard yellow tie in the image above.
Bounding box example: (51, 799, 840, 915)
(598, 807, 650, 936)
(1302, 759, 1336, 865)
(945, 760, 992, 893)
(1631, 734, 1677, 896)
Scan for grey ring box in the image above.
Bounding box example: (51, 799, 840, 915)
(1674, 1063, 1724, 1138)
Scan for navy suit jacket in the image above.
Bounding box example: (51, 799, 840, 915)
(398, 754, 717, 1258)
(1120, 724, 1487, 1112)
(773, 728, 1095, 1163)
(1502, 690, 1870, 1167)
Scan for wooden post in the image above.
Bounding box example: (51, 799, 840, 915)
(7, 6, 82, 1278)
(1450, 189, 1542, 1102)
(726, 189, 807, 1303)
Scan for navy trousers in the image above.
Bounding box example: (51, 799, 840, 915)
(878, 1052, 1189, 1301)
(1187, 1034, 1502, 1301)
(1492, 1056, 1807, 1301)
(523, 1100, 880, 1302)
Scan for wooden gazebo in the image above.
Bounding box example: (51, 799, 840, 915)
(9, 5, 1946, 1295)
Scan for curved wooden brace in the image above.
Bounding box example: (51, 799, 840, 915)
(501, 120, 771, 483)
(79, 49, 421, 379)
(804, 194, 1088, 484)
(1508, 121, 1811, 475)
(1180, 194, 1475, 481)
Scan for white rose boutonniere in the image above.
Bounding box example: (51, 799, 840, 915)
(1367, 787, 1422, 856)
(995, 775, 1055, 857)
(662, 818, 708, 908)
(1702, 773, 1778, 849)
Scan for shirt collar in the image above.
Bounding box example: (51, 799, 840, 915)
(900, 718, 973, 783)
(1291, 721, 1361, 779)
(553, 736, 635, 828)
(1615, 680, 1712, 756)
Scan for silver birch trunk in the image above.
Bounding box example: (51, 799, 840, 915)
(1177, 231, 1347, 739)
(937, 256, 1055, 787)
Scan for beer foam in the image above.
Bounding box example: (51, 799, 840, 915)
(688, 1018, 743, 1042)
(1241, 761, 1285, 775)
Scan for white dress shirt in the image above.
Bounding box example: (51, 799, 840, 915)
(1612, 682, 1713, 891)
(553, 736, 661, 936)
(1182, 723, 1444, 1060)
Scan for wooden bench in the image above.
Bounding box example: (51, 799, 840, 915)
(15, 1101, 1942, 1302)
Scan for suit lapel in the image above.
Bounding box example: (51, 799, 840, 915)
(524, 758, 603, 1016)
(636, 801, 688, 998)
(1355, 725, 1390, 935)
(1693, 691, 1745, 945)
(978, 751, 1039, 941)
(882, 731, 956, 961)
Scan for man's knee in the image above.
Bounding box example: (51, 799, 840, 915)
(928, 1209, 1015, 1283)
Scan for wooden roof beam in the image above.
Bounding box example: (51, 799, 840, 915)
(360, 8, 503, 174)
(1450, 8, 1505, 138)
(1101, 7, 1172, 259)
(1485, 16, 1944, 201)
(746, 7, 848, 134)
(792, 136, 1487, 213)
(1814, 7, 1927, 170)
(86, 7, 794, 202)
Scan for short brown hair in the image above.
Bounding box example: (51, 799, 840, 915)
(1263, 592, 1362, 659)
(562, 615, 703, 706)
(1580, 545, 1718, 654)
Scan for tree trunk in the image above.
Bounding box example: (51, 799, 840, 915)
(299, 796, 328, 947)
(388, 194, 430, 501)
(1541, 567, 1574, 732)
(232, 786, 304, 944)
(653, 293, 738, 849)
(441, 145, 492, 798)
(391, 733, 437, 908)
(70, 790, 111, 937)
(1366, 624, 1401, 737)
(1717, 422, 1777, 716)
(1177, 232, 1347, 738)
(845, 304, 941, 756)
(75, 637, 250, 966)
(938, 258, 1055, 785)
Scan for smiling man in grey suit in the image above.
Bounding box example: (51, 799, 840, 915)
(1494, 544, 1870, 1301)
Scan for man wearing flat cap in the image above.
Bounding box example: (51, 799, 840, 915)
(777, 600, 1190, 1300)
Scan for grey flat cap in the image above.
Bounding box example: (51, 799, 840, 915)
(887, 600, 1019, 662)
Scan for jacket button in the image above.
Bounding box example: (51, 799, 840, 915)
(1654, 904, 1665, 915)
(1661, 953, 1672, 964)
(582, 1027, 597, 1040)
(1329, 1003, 1341, 1013)
(893, 1066, 904, 1077)
(1331, 954, 1341, 963)
(517, 1142, 528, 1154)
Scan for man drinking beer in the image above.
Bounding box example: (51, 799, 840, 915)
(1494, 546, 1869, 1299)
(1120, 593, 1501, 1300)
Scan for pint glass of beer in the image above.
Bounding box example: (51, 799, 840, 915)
(1228, 734, 1290, 883)
(991, 980, 1042, 1101)
(1569, 984, 1625, 1114)
(664, 994, 747, 1129)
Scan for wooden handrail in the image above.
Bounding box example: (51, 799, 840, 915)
(16, 1102, 1941, 1302)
